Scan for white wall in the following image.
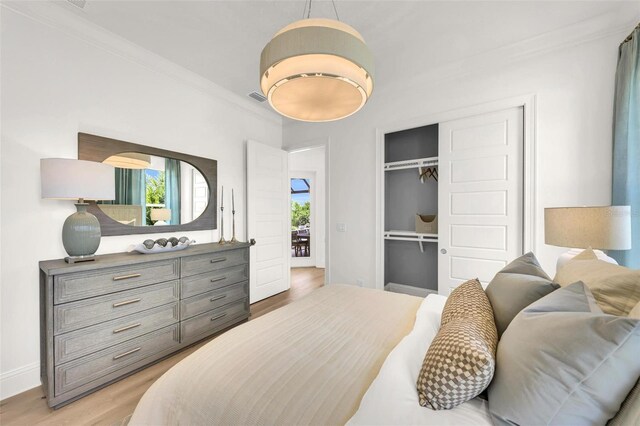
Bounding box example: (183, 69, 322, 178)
(289, 147, 326, 268)
(284, 27, 633, 288)
(0, 6, 281, 399)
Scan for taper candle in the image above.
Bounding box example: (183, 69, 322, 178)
(232, 189, 235, 211)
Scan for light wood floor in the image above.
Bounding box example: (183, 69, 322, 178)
(0, 268, 325, 426)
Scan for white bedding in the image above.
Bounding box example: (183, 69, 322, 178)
(129, 285, 423, 425)
(348, 294, 493, 425)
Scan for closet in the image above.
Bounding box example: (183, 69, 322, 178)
(384, 124, 440, 295)
(382, 106, 525, 296)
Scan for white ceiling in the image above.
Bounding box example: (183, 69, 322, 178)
(57, 0, 639, 104)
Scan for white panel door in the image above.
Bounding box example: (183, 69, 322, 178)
(438, 107, 523, 295)
(247, 140, 290, 303)
(192, 169, 209, 220)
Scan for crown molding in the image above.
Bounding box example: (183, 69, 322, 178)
(377, 10, 639, 97)
(1, 0, 282, 126)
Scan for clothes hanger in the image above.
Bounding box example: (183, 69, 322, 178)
(419, 167, 438, 182)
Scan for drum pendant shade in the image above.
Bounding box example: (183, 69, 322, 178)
(260, 18, 374, 122)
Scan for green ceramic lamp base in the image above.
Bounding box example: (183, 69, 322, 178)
(64, 254, 96, 264)
(62, 202, 102, 261)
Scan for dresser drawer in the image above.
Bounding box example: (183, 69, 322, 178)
(54, 259, 180, 304)
(54, 280, 180, 335)
(181, 281, 248, 320)
(181, 248, 248, 278)
(181, 300, 248, 342)
(181, 264, 248, 299)
(54, 324, 180, 396)
(54, 302, 179, 364)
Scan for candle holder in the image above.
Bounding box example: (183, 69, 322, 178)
(230, 210, 238, 244)
(230, 188, 238, 243)
(218, 186, 226, 245)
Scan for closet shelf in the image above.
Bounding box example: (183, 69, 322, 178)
(384, 156, 438, 171)
(384, 230, 438, 241)
(384, 230, 438, 253)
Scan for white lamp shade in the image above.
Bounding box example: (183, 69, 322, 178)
(41, 158, 115, 200)
(103, 152, 151, 169)
(151, 208, 171, 221)
(545, 206, 632, 250)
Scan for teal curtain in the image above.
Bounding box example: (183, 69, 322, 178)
(165, 159, 181, 225)
(611, 24, 640, 268)
(114, 168, 146, 225)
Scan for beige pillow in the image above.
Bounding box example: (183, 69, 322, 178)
(608, 376, 640, 426)
(611, 299, 640, 425)
(417, 279, 497, 410)
(571, 247, 598, 261)
(555, 259, 640, 316)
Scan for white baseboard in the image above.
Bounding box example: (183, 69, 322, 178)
(385, 282, 437, 298)
(0, 362, 40, 401)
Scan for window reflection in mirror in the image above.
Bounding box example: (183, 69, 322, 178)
(98, 153, 209, 227)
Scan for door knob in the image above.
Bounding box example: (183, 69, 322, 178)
(440, 249, 447, 254)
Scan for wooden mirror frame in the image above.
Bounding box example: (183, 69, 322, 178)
(78, 132, 217, 236)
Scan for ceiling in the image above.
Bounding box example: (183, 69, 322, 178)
(56, 0, 639, 106)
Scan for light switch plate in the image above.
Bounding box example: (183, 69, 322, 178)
(336, 223, 346, 232)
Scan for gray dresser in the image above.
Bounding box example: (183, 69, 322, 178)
(39, 242, 251, 408)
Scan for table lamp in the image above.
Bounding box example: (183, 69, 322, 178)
(151, 208, 171, 225)
(544, 206, 632, 270)
(41, 158, 115, 263)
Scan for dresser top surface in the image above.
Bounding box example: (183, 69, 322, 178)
(40, 242, 251, 275)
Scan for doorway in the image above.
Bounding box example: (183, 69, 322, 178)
(288, 147, 327, 271)
(290, 172, 315, 267)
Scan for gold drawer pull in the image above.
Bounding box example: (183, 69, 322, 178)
(210, 294, 227, 302)
(113, 323, 141, 334)
(113, 347, 141, 360)
(210, 312, 227, 321)
(113, 298, 141, 308)
(210, 276, 227, 283)
(113, 273, 142, 281)
(210, 258, 227, 264)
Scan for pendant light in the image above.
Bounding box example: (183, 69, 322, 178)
(103, 152, 151, 169)
(260, 0, 374, 122)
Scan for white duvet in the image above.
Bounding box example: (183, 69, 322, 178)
(348, 294, 493, 426)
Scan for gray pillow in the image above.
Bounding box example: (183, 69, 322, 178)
(485, 252, 559, 337)
(488, 282, 640, 426)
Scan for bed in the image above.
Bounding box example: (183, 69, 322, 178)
(129, 285, 491, 425)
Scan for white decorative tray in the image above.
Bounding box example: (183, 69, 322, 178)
(127, 238, 196, 254)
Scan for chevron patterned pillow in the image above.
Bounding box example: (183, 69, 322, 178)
(417, 278, 498, 410)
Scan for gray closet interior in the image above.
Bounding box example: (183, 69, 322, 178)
(384, 124, 439, 293)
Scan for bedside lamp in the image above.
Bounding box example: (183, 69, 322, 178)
(41, 159, 115, 263)
(545, 206, 631, 270)
(151, 208, 171, 225)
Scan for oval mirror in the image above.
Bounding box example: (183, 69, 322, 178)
(98, 152, 209, 227)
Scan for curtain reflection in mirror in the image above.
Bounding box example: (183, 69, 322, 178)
(165, 158, 181, 226)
